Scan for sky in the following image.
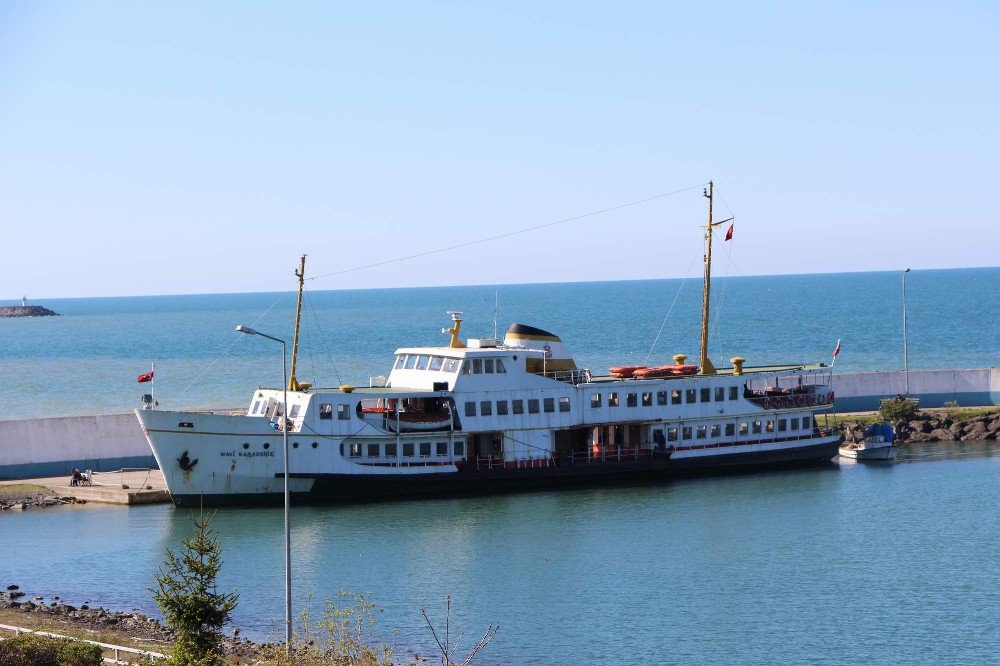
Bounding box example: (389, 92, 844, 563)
(1, 1, 997, 299)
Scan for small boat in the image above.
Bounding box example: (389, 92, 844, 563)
(839, 422, 897, 461)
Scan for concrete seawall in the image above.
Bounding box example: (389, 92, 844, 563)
(832, 367, 1000, 413)
(0, 413, 155, 480)
(1, 369, 997, 480)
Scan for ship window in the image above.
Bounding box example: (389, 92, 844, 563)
(513, 399, 524, 414)
(714, 387, 725, 402)
(404, 355, 418, 369)
(420, 442, 431, 456)
(473, 359, 483, 374)
(696, 425, 707, 439)
(496, 359, 506, 373)
(243, 442, 250, 449)
(686, 389, 696, 403)
(263, 442, 270, 449)
(436, 442, 448, 455)
(609, 393, 619, 407)
(403, 442, 414, 456)
(791, 418, 799, 430)
(429, 356, 443, 371)
(312, 442, 318, 449)
(461, 360, 472, 374)
(543, 398, 555, 413)
(740, 422, 748, 435)
(725, 423, 735, 436)
(625, 393, 637, 407)
(454, 441, 465, 456)
(528, 399, 540, 414)
(444, 358, 460, 373)
(803, 416, 813, 429)
(367, 444, 379, 457)
(338, 404, 349, 420)
(590, 393, 602, 408)
(642, 392, 652, 407)
(350, 443, 362, 457)
(729, 386, 738, 400)
(682, 426, 693, 440)
(711, 424, 721, 437)
(465, 402, 476, 417)
(667, 427, 678, 442)
(672, 390, 682, 405)
(289, 404, 300, 418)
(480, 401, 492, 416)
(484, 359, 494, 374)
(319, 404, 333, 420)
(497, 400, 509, 415)
(766, 420, 775, 433)
(752, 421, 762, 434)
(700, 388, 710, 402)
(657, 391, 667, 406)
(778, 419, 787, 432)
(394, 356, 406, 369)
(558, 397, 571, 412)
(385, 443, 397, 457)
(292, 442, 299, 448)
(251, 400, 261, 415)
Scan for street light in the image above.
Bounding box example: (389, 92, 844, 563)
(235, 324, 292, 657)
(902, 269, 911, 396)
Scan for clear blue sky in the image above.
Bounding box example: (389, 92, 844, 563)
(2, 2, 997, 299)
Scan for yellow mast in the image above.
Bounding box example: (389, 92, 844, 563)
(698, 181, 732, 374)
(288, 254, 306, 391)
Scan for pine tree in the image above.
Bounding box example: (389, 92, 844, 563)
(153, 507, 239, 666)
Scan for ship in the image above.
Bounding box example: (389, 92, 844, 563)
(136, 182, 840, 507)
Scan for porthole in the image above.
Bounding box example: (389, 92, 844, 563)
(312, 442, 318, 449)
(242, 443, 250, 450)
(263, 442, 270, 450)
(292, 442, 299, 448)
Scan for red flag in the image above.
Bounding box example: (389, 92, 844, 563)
(137, 371, 154, 383)
(833, 339, 842, 358)
(724, 224, 734, 241)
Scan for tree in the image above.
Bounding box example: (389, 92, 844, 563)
(153, 507, 238, 666)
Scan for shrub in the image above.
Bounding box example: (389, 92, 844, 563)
(0, 633, 101, 666)
(879, 397, 919, 422)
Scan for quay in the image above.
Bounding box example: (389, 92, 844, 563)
(0, 469, 170, 506)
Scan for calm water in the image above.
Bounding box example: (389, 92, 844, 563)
(3, 444, 1000, 664)
(1, 268, 998, 420)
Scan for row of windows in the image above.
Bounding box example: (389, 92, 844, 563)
(590, 386, 739, 408)
(319, 403, 351, 420)
(393, 354, 508, 375)
(665, 416, 814, 441)
(461, 358, 507, 375)
(464, 396, 571, 417)
(347, 440, 465, 458)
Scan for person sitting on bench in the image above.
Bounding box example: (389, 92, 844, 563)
(69, 468, 83, 487)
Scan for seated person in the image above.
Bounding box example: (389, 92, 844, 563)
(69, 468, 82, 486)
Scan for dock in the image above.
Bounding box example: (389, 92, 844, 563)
(0, 469, 171, 505)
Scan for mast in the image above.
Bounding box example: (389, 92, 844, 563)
(288, 254, 306, 391)
(698, 181, 732, 374)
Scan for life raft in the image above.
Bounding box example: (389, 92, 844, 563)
(632, 364, 699, 379)
(610, 365, 647, 378)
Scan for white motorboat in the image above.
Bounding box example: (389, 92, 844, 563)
(840, 422, 897, 460)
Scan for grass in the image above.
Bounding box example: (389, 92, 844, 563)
(820, 406, 999, 428)
(0, 483, 51, 500)
(0, 607, 171, 656)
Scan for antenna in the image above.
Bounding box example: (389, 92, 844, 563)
(492, 290, 499, 340)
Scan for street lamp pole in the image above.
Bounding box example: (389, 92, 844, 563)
(236, 325, 292, 657)
(902, 268, 911, 396)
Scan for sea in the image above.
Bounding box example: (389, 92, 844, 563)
(1, 267, 998, 420)
(2, 268, 1000, 664)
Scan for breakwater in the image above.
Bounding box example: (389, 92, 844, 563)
(0, 305, 58, 317)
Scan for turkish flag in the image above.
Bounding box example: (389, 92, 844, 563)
(724, 224, 734, 241)
(137, 371, 154, 383)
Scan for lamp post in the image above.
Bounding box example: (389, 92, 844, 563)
(902, 268, 911, 396)
(235, 324, 292, 657)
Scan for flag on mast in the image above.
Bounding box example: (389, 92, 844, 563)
(724, 223, 734, 241)
(831, 338, 842, 366)
(137, 370, 154, 383)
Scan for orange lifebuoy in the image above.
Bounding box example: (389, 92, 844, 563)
(610, 365, 646, 378)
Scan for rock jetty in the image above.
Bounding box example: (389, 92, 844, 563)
(841, 410, 1000, 444)
(0, 305, 59, 317)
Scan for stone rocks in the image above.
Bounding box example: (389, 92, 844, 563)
(840, 410, 1000, 444)
(0, 305, 59, 317)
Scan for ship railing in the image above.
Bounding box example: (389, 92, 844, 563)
(745, 389, 834, 410)
(475, 456, 556, 470)
(569, 447, 653, 464)
(539, 368, 593, 384)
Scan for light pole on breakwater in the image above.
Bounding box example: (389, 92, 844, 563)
(902, 268, 911, 396)
(235, 324, 292, 657)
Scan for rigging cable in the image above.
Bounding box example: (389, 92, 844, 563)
(304, 286, 344, 386)
(305, 183, 706, 282)
(643, 251, 700, 366)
